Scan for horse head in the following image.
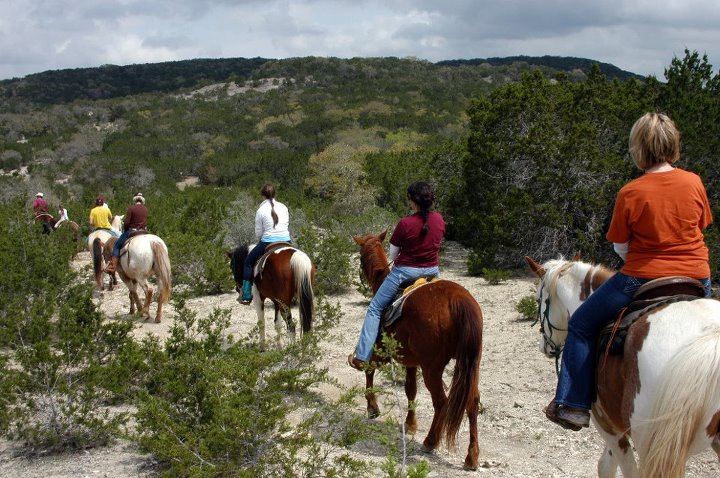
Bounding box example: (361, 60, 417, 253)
(526, 257, 584, 359)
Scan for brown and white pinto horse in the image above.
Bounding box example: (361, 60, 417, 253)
(228, 243, 315, 348)
(103, 234, 172, 323)
(353, 230, 484, 470)
(526, 256, 720, 478)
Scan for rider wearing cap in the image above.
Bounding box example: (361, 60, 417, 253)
(105, 193, 148, 274)
(89, 195, 114, 232)
(33, 192, 52, 234)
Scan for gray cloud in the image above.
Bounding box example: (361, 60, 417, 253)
(1, 0, 719, 80)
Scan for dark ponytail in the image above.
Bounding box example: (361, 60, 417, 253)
(261, 183, 279, 227)
(407, 181, 435, 235)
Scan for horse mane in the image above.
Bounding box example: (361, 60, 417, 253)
(360, 238, 390, 291)
(542, 257, 614, 303)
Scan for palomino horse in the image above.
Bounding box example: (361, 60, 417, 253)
(526, 256, 720, 478)
(88, 215, 123, 290)
(228, 243, 314, 348)
(353, 231, 484, 470)
(103, 234, 172, 323)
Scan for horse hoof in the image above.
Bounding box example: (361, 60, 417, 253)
(154, 318, 161, 323)
(420, 444, 435, 454)
(368, 407, 380, 419)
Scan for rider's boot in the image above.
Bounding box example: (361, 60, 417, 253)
(104, 256, 119, 274)
(240, 280, 253, 305)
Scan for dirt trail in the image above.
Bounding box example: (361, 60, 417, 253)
(1, 244, 718, 477)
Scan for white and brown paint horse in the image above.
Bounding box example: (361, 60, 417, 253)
(228, 243, 314, 348)
(526, 256, 720, 478)
(103, 234, 172, 322)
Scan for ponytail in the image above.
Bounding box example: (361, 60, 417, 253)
(269, 199, 278, 227)
(407, 182, 435, 236)
(261, 183, 279, 228)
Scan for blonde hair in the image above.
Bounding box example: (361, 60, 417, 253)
(629, 112, 681, 170)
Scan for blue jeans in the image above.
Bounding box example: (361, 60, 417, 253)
(112, 229, 134, 257)
(355, 265, 439, 361)
(555, 273, 711, 410)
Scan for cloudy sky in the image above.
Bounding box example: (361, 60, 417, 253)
(1, 0, 719, 81)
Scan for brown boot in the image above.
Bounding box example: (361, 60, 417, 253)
(105, 256, 119, 273)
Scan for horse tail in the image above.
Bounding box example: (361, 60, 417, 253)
(290, 250, 314, 333)
(639, 327, 720, 478)
(151, 240, 172, 305)
(92, 237, 104, 285)
(444, 293, 483, 448)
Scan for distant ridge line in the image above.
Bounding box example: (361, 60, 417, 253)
(436, 55, 643, 80)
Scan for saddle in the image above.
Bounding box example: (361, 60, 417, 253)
(598, 276, 705, 355)
(253, 242, 294, 278)
(382, 276, 440, 327)
(117, 230, 149, 256)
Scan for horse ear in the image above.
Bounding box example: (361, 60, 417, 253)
(572, 251, 582, 261)
(379, 229, 387, 242)
(224, 250, 233, 259)
(525, 256, 546, 278)
(352, 236, 364, 246)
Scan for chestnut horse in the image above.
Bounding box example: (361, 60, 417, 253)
(103, 234, 172, 322)
(353, 230, 484, 470)
(228, 243, 315, 347)
(526, 256, 720, 478)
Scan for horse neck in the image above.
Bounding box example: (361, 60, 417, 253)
(552, 261, 612, 316)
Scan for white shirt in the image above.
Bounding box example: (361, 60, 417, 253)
(58, 208, 69, 221)
(255, 199, 291, 242)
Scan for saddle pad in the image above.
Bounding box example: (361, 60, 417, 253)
(598, 294, 702, 356)
(382, 277, 440, 327)
(254, 246, 295, 277)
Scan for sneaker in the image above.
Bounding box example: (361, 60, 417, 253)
(545, 400, 590, 431)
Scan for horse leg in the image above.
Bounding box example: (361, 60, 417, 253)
(419, 365, 448, 453)
(279, 302, 296, 342)
(404, 367, 418, 435)
(365, 369, 380, 419)
(594, 426, 636, 478)
(597, 445, 619, 478)
(255, 296, 267, 350)
(464, 383, 480, 470)
(143, 286, 154, 322)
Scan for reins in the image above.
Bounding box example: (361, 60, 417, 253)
(533, 275, 567, 377)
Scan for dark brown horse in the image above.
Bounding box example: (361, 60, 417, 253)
(353, 230, 484, 470)
(228, 244, 315, 348)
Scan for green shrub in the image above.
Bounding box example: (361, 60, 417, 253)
(516, 295, 538, 321)
(296, 225, 355, 295)
(134, 298, 375, 477)
(481, 268, 511, 285)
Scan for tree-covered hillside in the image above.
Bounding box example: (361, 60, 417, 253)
(1, 51, 719, 287)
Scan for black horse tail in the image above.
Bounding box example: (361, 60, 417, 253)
(444, 290, 484, 448)
(290, 250, 314, 334)
(93, 237, 104, 288)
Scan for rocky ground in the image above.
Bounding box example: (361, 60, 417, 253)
(1, 243, 718, 477)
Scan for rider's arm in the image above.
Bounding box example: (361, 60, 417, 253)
(388, 244, 400, 261)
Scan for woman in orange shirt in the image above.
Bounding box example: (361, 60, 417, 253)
(545, 112, 713, 431)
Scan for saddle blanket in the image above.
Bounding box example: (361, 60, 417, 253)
(383, 277, 440, 327)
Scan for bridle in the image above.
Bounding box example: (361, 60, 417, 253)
(532, 279, 567, 376)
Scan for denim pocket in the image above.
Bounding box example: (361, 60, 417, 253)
(621, 276, 646, 296)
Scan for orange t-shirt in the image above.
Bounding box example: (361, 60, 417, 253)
(606, 168, 712, 278)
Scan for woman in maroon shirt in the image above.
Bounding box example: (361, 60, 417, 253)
(349, 182, 446, 369)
